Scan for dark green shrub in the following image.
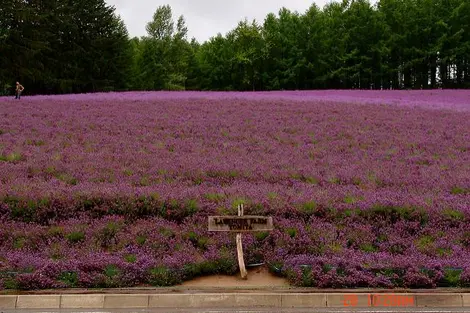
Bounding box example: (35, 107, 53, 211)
(58, 271, 78, 287)
(124, 254, 137, 263)
(66, 231, 85, 244)
(148, 267, 181, 286)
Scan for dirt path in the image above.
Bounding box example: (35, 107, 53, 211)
(180, 266, 289, 287)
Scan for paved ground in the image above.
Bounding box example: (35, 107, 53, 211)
(3, 308, 470, 313)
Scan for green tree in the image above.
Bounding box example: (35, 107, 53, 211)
(318, 1, 349, 88)
(228, 19, 265, 90)
(138, 5, 193, 90)
(262, 8, 308, 90)
(340, 0, 384, 89)
(3, 1, 470, 93)
(0, 0, 132, 94)
(196, 34, 234, 90)
(146, 4, 174, 41)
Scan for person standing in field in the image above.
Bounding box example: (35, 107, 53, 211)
(15, 82, 24, 99)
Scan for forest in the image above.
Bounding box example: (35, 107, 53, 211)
(1, 0, 469, 95)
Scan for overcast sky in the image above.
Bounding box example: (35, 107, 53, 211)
(105, 0, 336, 43)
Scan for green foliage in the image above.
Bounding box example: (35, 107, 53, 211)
(340, 209, 358, 219)
(10, 206, 30, 223)
(136, 235, 147, 245)
(56, 173, 78, 185)
(184, 199, 199, 215)
(360, 205, 428, 224)
(196, 237, 209, 250)
(299, 266, 314, 286)
(204, 193, 225, 202)
(124, 254, 137, 263)
(255, 232, 269, 241)
(231, 197, 247, 209)
(148, 266, 181, 286)
(2, 0, 470, 94)
(304, 176, 319, 185)
(182, 257, 238, 281)
(98, 221, 121, 247)
(344, 195, 360, 204)
(301, 200, 317, 215)
(360, 243, 378, 253)
(25, 139, 45, 146)
(439, 268, 463, 287)
(286, 228, 297, 238)
(186, 231, 209, 250)
(451, 186, 469, 195)
(389, 243, 406, 255)
(146, 5, 174, 40)
(66, 231, 85, 244)
(0, 84, 12, 96)
(58, 271, 79, 287)
(437, 248, 452, 257)
(139, 175, 151, 186)
(13, 237, 26, 249)
(50, 243, 64, 260)
(159, 227, 174, 237)
(5, 196, 55, 222)
(0, 152, 23, 163)
(3, 278, 19, 289)
(123, 169, 133, 176)
(0, 0, 132, 94)
(104, 264, 120, 278)
(442, 208, 465, 221)
(44, 167, 78, 185)
(48, 226, 64, 237)
(416, 235, 434, 253)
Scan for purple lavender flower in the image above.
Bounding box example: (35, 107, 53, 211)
(0, 91, 469, 289)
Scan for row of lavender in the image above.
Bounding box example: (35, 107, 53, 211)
(3, 90, 470, 112)
(1, 91, 469, 289)
(1, 211, 470, 289)
(1, 96, 468, 210)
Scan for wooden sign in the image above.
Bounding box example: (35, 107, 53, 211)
(208, 205, 273, 280)
(208, 216, 273, 232)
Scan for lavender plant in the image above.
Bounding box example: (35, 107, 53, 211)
(0, 91, 469, 289)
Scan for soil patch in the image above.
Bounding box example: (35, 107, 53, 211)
(180, 266, 289, 287)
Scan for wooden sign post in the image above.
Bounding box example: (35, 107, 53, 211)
(208, 204, 273, 279)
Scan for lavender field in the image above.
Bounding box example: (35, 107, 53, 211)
(0, 90, 469, 290)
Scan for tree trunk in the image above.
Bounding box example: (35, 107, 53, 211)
(404, 67, 412, 89)
(456, 59, 463, 87)
(439, 61, 447, 88)
(430, 54, 437, 88)
(422, 63, 429, 89)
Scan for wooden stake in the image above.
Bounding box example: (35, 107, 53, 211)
(208, 204, 272, 280)
(236, 204, 248, 279)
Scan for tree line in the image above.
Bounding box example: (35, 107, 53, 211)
(1, 0, 469, 95)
